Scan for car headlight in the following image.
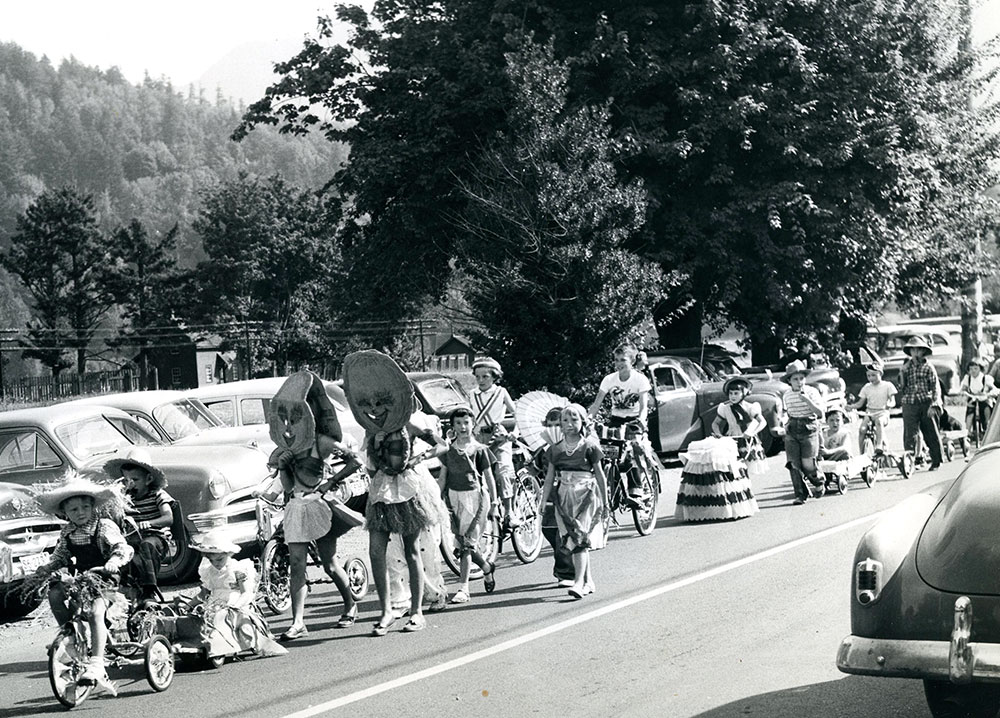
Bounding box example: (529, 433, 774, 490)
(208, 470, 230, 500)
(856, 558, 883, 605)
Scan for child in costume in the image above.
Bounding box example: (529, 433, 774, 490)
(710, 376, 766, 468)
(266, 370, 363, 641)
(183, 529, 286, 659)
(537, 406, 575, 587)
(539, 404, 608, 600)
(470, 357, 520, 527)
(104, 446, 174, 603)
(28, 475, 133, 688)
(343, 350, 449, 636)
(961, 358, 998, 441)
(440, 407, 498, 604)
(782, 360, 826, 504)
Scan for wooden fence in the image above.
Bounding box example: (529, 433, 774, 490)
(2, 369, 142, 405)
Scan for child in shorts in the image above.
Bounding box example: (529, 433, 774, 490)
(850, 363, 896, 452)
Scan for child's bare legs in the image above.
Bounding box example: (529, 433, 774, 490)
(570, 549, 590, 597)
(369, 529, 393, 626)
(457, 547, 489, 595)
(857, 416, 871, 452)
(88, 598, 108, 662)
(287, 542, 310, 631)
(400, 531, 424, 618)
(315, 533, 355, 615)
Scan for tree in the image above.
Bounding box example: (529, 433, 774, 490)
(105, 219, 186, 385)
(453, 39, 676, 393)
(191, 173, 341, 376)
(2, 187, 114, 375)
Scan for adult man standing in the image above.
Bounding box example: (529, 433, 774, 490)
(898, 336, 943, 470)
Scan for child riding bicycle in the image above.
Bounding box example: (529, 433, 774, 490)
(849, 362, 896, 453)
(25, 475, 134, 687)
(961, 358, 998, 442)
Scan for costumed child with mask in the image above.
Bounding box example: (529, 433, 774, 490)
(343, 350, 450, 636)
(267, 370, 365, 641)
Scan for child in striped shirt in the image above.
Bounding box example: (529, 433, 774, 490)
(781, 360, 827, 504)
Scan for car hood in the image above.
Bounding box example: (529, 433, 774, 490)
(736, 375, 788, 397)
(916, 445, 1000, 595)
(86, 444, 269, 492)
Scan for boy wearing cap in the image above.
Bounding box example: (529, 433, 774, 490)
(898, 336, 943, 470)
(961, 358, 998, 441)
(29, 476, 133, 686)
(850, 363, 896, 452)
(781, 360, 827, 504)
(820, 406, 854, 461)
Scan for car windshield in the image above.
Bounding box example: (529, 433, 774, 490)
(54, 415, 158, 462)
(675, 357, 708, 383)
(152, 399, 222, 441)
(417, 378, 469, 413)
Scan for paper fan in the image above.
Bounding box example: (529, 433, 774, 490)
(515, 391, 570, 451)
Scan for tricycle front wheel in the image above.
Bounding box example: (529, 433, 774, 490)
(144, 635, 175, 691)
(48, 628, 93, 708)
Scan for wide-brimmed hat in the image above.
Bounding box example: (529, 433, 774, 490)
(189, 528, 240, 555)
(472, 357, 503, 378)
(902, 336, 932, 355)
(343, 350, 416, 435)
(723, 376, 753, 395)
(104, 446, 167, 488)
(36, 475, 116, 517)
(782, 360, 811, 381)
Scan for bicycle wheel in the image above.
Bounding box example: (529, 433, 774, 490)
(900, 452, 914, 479)
(259, 539, 292, 615)
(510, 472, 543, 564)
(630, 458, 659, 536)
(48, 627, 93, 708)
(441, 515, 500, 579)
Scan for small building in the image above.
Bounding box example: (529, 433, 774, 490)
(427, 334, 476, 373)
(134, 330, 244, 390)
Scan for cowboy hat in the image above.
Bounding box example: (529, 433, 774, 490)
(782, 360, 812, 381)
(722, 376, 753, 395)
(902, 336, 932, 355)
(189, 528, 241, 555)
(35, 475, 116, 517)
(104, 446, 167, 487)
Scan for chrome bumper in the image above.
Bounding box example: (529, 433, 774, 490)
(837, 597, 1000, 683)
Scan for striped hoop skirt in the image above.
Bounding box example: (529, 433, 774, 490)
(675, 437, 759, 521)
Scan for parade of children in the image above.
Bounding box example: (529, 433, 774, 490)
(13, 341, 957, 711)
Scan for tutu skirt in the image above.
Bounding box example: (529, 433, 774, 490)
(676, 437, 759, 521)
(283, 495, 332, 543)
(554, 471, 606, 551)
(366, 466, 442, 535)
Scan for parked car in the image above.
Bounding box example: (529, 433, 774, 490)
(0, 404, 271, 583)
(646, 355, 786, 455)
(864, 324, 961, 396)
(0, 481, 64, 620)
(66, 390, 272, 450)
(186, 378, 364, 448)
(836, 412, 1000, 717)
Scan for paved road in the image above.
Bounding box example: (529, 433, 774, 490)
(0, 419, 967, 717)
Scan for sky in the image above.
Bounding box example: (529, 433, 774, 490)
(1, 0, 998, 92)
(0, 1, 348, 88)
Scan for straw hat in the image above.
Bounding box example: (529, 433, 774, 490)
(343, 350, 416, 435)
(36, 475, 116, 517)
(104, 446, 167, 488)
(189, 528, 240, 555)
(782, 360, 812, 381)
(722, 376, 753, 395)
(902, 336, 932, 355)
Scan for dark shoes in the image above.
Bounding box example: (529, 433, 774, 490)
(928, 462, 941, 471)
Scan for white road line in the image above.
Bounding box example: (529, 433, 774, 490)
(281, 511, 882, 718)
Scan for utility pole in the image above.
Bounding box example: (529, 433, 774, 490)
(959, 0, 982, 370)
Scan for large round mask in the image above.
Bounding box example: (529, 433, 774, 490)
(268, 371, 342, 454)
(343, 350, 416, 435)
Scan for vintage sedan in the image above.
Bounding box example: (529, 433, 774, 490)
(866, 324, 961, 396)
(646, 356, 787, 455)
(836, 415, 1000, 717)
(0, 404, 271, 583)
(0, 481, 64, 620)
(66, 390, 272, 450)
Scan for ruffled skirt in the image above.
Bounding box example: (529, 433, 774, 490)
(283, 495, 332, 544)
(204, 605, 287, 659)
(366, 466, 444, 536)
(676, 438, 758, 521)
(448, 486, 489, 553)
(554, 471, 606, 551)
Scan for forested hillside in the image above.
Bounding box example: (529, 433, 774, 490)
(0, 42, 347, 371)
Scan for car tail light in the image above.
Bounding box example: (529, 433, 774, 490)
(856, 558, 882, 605)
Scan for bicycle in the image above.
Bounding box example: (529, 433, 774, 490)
(439, 437, 543, 576)
(597, 423, 660, 536)
(857, 411, 912, 483)
(39, 570, 174, 708)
